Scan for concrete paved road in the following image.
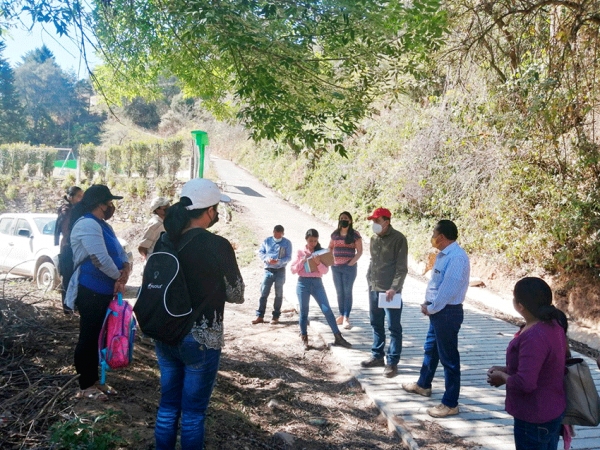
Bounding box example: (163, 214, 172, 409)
(212, 156, 600, 450)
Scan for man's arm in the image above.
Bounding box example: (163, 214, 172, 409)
(390, 235, 408, 293)
(426, 255, 470, 314)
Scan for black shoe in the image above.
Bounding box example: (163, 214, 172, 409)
(383, 364, 398, 378)
(333, 333, 352, 348)
(63, 306, 74, 315)
(361, 357, 385, 368)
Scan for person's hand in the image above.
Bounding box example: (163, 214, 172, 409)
(420, 304, 430, 316)
(269, 258, 278, 265)
(385, 289, 396, 301)
(114, 279, 127, 294)
(487, 368, 508, 387)
(312, 255, 321, 265)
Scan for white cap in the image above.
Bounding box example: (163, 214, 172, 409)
(180, 178, 231, 210)
(150, 197, 170, 212)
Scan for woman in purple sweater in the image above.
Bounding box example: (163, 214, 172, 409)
(487, 277, 568, 450)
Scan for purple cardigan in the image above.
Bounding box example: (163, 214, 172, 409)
(505, 320, 567, 423)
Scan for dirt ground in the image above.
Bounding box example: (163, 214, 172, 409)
(0, 198, 477, 450)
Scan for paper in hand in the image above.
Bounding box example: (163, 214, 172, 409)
(378, 292, 402, 309)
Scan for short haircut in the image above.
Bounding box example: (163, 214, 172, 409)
(274, 225, 284, 233)
(435, 220, 458, 241)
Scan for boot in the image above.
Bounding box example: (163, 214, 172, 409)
(301, 334, 310, 350)
(333, 333, 352, 348)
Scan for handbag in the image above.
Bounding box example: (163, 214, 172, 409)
(563, 357, 600, 426)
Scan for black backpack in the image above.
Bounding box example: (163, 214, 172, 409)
(134, 229, 203, 345)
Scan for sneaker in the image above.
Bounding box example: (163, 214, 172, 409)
(361, 357, 385, 368)
(427, 403, 459, 418)
(402, 382, 432, 397)
(336, 316, 344, 325)
(251, 316, 264, 325)
(270, 318, 279, 325)
(343, 318, 352, 329)
(383, 364, 398, 378)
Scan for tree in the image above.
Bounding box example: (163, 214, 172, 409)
(1, 1, 448, 155)
(0, 41, 26, 143)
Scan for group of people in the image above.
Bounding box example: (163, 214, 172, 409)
(252, 208, 572, 449)
(53, 178, 572, 450)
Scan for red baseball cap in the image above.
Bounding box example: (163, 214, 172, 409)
(367, 207, 392, 220)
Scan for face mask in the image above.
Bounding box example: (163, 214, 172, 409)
(208, 209, 219, 228)
(431, 236, 439, 248)
(340, 220, 350, 228)
(274, 237, 282, 243)
(372, 222, 383, 234)
(103, 204, 115, 220)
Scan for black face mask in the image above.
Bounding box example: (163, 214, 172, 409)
(103, 204, 115, 220)
(340, 220, 350, 228)
(208, 208, 219, 228)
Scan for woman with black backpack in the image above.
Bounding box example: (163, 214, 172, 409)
(153, 178, 244, 450)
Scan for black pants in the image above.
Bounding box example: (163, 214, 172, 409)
(74, 285, 113, 389)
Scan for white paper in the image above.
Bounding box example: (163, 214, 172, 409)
(378, 292, 402, 309)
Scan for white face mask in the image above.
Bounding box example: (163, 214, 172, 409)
(273, 237, 282, 243)
(372, 222, 383, 234)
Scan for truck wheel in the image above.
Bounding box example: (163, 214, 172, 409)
(36, 262, 60, 291)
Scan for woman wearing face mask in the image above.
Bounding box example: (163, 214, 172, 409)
(65, 185, 131, 401)
(291, 228, 352, 350)
(328, 211, 362, 329)
(54, 185, 83, 314)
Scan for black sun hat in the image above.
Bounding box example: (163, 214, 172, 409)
(81, 185, 123, 207)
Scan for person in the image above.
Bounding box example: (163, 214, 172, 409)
(154, 178, 245, 450)
(252, 225, 292, 325)
(290, 229, 352, 350)
(138, 196, 170, 260)
(328, 211, 362, 329)
(402, 220, 470, 418)
(361, 207, 408, 378)
(487, 277, 567, 450)
(65, 185, 131, 400)
(54, 185, 83, 314)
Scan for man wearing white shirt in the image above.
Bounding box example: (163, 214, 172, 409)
(403, 220, 470, 418)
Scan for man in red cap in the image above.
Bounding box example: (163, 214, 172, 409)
(361, 207, 408, 378)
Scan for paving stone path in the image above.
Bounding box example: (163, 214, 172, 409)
(212, 156, 600, 450)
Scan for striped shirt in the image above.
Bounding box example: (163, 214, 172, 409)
(330, 230, 361, 265)
(425, 241, 470, 314)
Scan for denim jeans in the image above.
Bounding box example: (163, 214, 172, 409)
(513, 412, 564, 450)
(331, 264, 357, 318)
(368, 290, 403, 366)
(154, 333, 221, 450)
(297, 277, 340, 336)
(417, 304, 463, 408)
(256, 268, 286, 319)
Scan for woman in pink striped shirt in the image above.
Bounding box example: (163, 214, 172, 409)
(291, 229, 352, 350)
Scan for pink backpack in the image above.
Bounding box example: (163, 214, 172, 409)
(98, 293, 136, 384)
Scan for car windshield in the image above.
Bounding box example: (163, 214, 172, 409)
(33, 218, 56, 235)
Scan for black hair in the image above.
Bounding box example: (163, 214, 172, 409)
(305, 228, 322, 251)
(164, 197, 210, 242)
(514, 277, 568, 333)
(435, 220, 458, 241)
(274, 225, 284, 233)
(332, 211, 356, 244)
(64, 186, 82, 203)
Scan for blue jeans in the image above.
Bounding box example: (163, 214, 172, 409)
(513, 412, 564, 450)
(368, 290, 403, 366)
(297, 277, 340, 336)
(256, 268, 285, 319)
(331, 264, 357, 318)
(154, 333, 221, 450)
(417, 304, 463, 408)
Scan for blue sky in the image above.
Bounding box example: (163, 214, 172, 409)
(3, 21, 100, 77)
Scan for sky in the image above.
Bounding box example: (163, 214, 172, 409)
(2, 21, 100, 78)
